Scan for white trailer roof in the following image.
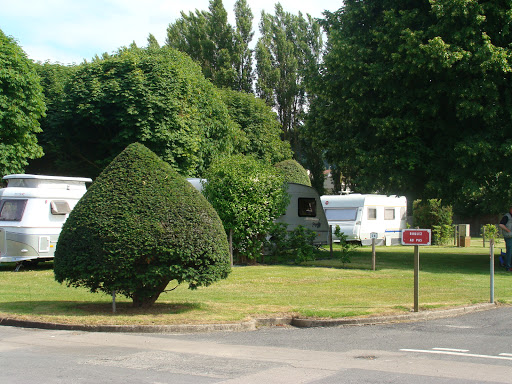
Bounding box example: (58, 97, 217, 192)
(321, 194, 406, 208)
(3, 174, 92, 190)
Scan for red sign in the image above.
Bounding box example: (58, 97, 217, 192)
(402, 229, 431, 246)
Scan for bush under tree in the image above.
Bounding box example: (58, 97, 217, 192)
(202, 154, 289, 263)
(54, 143, 231, 308)
(413, 199, 453, 245)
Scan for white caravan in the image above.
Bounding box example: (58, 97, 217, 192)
(276, 183, 329, 245)
(321, 194, 407, 246)
(0, 174, 92, 266)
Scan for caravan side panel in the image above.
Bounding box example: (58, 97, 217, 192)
(277, 184, 329, 245)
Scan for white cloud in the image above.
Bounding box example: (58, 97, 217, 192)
(0, 0, 342, 64)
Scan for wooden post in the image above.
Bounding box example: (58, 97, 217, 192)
(414, 245, 420, 312)
(112, 290, 116, 314)
(483, 226, 486, 248)
(329, 225, 333, 258)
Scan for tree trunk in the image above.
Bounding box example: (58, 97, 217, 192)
(131, 279, 170, 308)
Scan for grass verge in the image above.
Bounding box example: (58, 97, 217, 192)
(0, 237, 509, 325)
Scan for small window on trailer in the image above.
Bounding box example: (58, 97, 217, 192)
(298, 198, 317, 217)
(384, 208, 395, 220)
(0, 199, 28, 221)
(51, 200, 71, 215)
(368, 207, 377, 220)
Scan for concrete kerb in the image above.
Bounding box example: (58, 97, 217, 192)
(0, 302, 498, 333)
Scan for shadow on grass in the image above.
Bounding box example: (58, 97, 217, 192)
(0, 301, 202, 316)
(313, 246, 501, 275)
(0, 262, 54, 272)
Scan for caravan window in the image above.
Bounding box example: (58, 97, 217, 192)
(325, 208, 357, 221)
(368, 208, 377, 220)
(298, 198, 316, 217)
(51, 200, 71, 215)
(384, 208, 395, 220)
(0, 199, 27, 221)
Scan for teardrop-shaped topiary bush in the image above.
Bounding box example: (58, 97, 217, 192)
(54, 142, 231, 307)
(274, 159, 311, 186)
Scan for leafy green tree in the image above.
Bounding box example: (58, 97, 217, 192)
(309, 0, 512, 214)
(413, 199, 453, 245)
(40, 46, 239, 178)
(218, 88, 292, 163)
(54, 143, 231, 308)
(166, 0, 254, 91)
(256, 4, 323, 154)
(147, 33, 160, 49)
(233, 0, 254, 92)
(27, 62, 77, 175)
(202, 154, 289, 262)
(274, 159, 311, 186)
(0, 29, 45, 176)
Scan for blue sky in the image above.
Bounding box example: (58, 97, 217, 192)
(1, 0, 343, 65)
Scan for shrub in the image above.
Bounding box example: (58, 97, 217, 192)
(265, 223, 319, 264)
(54, 143, 231, 307)
(203, 154, 289, 262)
(334, 226, 356, 265)
(432, 224, 455, 246)
(274, 159, 311, 186)
(413, 199, 453, 245)
(482, 224, 499, 243)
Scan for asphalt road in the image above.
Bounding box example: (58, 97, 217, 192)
(2, 306, 512, 383)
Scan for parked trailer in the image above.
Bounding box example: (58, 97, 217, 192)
(321, 194, 407, 246)
(0, 174, 92, 267)
(276, 183, 329, 245)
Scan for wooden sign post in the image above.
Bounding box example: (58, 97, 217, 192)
(402, 229, 432, 312)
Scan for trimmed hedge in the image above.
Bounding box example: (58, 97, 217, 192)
(54, 143, 231, 307)
(274, 159, 311, 186)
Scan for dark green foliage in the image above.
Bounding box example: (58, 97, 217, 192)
(54, 143, 231, 307)
(310, 1, 512, 213)
(218, 88, 292, 163)
(274, 159, 311, 186)
(27, 62, 77, 175)
(413, 199, 453, 245)
(0, 29, 45, 176)
(202, 154, 289, 262)
(265, 223, 319, 264)
(39, 46, 239, 179)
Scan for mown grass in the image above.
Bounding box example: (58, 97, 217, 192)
(0, 237, 509, 325)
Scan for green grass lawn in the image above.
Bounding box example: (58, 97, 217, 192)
(0, 237, 509, 325)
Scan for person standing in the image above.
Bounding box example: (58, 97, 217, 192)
(499, 206, 512, 271)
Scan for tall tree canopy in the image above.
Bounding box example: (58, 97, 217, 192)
(166, 0, 254, 92)
(309, 0, 512, 214)
(218, 88, 292, 164)
(256, 3, 323, 155)
(0, 29, 45, 176)
(35, 46, 240, 179)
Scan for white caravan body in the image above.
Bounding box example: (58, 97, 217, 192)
(0, 174, 92, 263)
(276, 183, 329, 245)
(321, 194, 407, 246)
